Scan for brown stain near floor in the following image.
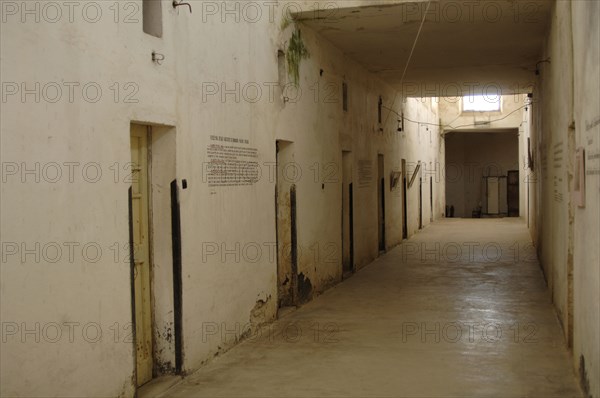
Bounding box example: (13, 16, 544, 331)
(297, 273, 313, 304)
(580, 355, 591, 398)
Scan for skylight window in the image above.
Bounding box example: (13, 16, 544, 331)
(462, 94, 501, 112)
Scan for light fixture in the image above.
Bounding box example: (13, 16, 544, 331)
(397, 114, 404, 132)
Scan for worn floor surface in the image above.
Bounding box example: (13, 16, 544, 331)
(162, 219, 582, 397)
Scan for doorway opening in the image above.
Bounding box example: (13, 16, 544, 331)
(402, 159, 408, 239)
(419, 175, 423, 229)
(377, 154, 385, 253)
(276, 140, 298, 310)
(129, 123, 178, 388)
(507, 170, 520, 217)
(430, 176, 434, 222)
(444, 131, 519, 218)
(342, 151, 354, 277)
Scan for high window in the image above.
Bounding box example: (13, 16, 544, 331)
(462, 94, 501, 112)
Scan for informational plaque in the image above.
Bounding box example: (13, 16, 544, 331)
(206, 136, 259, 187)
(357, 160, 373, 188)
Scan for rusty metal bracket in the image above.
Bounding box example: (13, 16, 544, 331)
(172, 0, 192, 13)
(408, 162, 421, 189)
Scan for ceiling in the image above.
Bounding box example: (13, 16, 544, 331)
(295, 0, 552, 97)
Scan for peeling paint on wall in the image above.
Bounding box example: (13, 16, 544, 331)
(250, 295, 273, 329)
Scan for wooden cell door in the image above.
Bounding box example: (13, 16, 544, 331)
(130, 124, 153, 386)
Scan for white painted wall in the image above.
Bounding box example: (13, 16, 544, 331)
(528, 1, 600, 396)
(571, 2, 600, 395)
(0, 1, 443, 396)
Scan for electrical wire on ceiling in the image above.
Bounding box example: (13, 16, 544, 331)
(383, 0, 432, 126)
(446, 103, 534, 130)
(375, 0, 532, 132)
(382, 103, 535, 132)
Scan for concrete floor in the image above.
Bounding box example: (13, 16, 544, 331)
(161, 219, 582, 398)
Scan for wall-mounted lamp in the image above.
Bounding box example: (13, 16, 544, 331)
(173, 0, 192, 13)
(525, 93, 534, 111)
(397, 114, 404, 132)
